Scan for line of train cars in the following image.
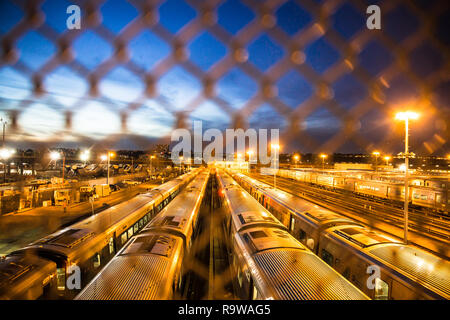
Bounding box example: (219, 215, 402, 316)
(216, 170, 369, 300)
(75, 170, 210, 300)
(232, 171, 450, 300)
(263, 168, 450, 214)
(0, 169, 201, 300)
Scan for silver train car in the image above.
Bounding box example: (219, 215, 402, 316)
(75, 170, 210, 300)
(0, 169, 200, 300)
(272, 168, 450, 214)
(232, 171, 450, 300)
(216, 170, 369, 300)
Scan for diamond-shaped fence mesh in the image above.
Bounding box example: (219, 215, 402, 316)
(0, 0, 449, 154)
(1, 0, 449, 300)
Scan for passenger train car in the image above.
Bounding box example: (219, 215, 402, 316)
(75, 170, 210, 300)
(0, 169, 200, 300)
(266, 168, 449, 214)
(216, 170, 369, 300)
(232, 171, 450, 300)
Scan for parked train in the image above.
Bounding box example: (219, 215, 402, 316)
(216, 170, 369, 300)
(263, 168, 450, 214)
(75, 170, 210, 300)
(232, 172, 450, 300)
(0, 169, 200, 300)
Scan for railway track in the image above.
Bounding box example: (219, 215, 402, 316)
(249, 173, 450, 244)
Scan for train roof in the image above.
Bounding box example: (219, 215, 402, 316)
(235, 173, 355, 226)
(75, 233, 184, 300)
(0, 254, 56, 299)
(234, 228, 368, 300)
(218, 172, 285, 232)
(330, 225, 400, 248)
(145, 171, 209, 239)
(368, 244, 450, 299)
(14, 172, 198, 258)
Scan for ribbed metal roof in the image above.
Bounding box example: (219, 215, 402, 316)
(253, 249, 368, 300)
(369, 244, 450, 298)
(75, 255, 171, 300)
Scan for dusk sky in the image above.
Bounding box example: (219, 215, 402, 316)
(0, 0, 449, 154)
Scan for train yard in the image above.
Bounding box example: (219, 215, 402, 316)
(0, 167, 449, 300)
(248, 171, 450, 258)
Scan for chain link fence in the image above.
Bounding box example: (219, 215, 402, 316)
(0, 0, 449, 154)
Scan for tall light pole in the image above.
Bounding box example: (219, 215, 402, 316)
(0, 148, 13, 184)
(102, 152, 115, 185)
(50, 151, 65, 183)
(150, 155, 155, 176)
(384, 156, 391, 166)
(395, 111, 419, 244)
(179, 156, 184, 175)
(293, 154, 300, 168)
(320, 154, 327, 170)
(271, 144, 280, 190)
(372, 151, 380, 173)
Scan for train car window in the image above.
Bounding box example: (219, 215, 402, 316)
(436, 194, 442, 203)
(128, 228, 134, 238)
(109, 237, 115, 255)
(321, 249, 334, 266)
(121, 232, 127, 245)
(375, 278, 389, 300)
(298, 229, 306, 241)
(144, 215, 148, 224)
(133, 223, 139, 234)
(56, 267, 65, 291)
(93, 253, 101, 268)
(343, 268, 350, 280)
(139, 219, 143, 229)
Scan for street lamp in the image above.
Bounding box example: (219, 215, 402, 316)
(150, 155, 155, 176)
(179, 156, 184, 175)
(103, 152, 115, 185)
(0, 148, 13, 184)
(372, 151, 380, 173)
(271, 144, 280, 190)
(320, 154, 327, 170)
(384, 156, 391, 166)
(80, 150, 90, 165)
(293, 154, 300, 168)
(395, 111, 419, 244)
(50, 151, 65, 183)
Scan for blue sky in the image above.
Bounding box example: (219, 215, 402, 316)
(0, 0, 448, 153)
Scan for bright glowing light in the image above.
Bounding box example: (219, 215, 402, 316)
(150, 155, 155, 159)
(271, 144, 280, 150)
(384, 156, 391, 161)
(50, 151, 60, 161)
(372, 151, 380, 156)
(100, 154, 107, 161)
(293, 154, 300, 161)
(395, 111, 419, 121)
(80, 150, 90, 161)
(320, 153, 327, 159)
(246, 150, 254, 156)
(109, 152, 115, 158)
(399, 164, 406, 171)
(0, 148, 13, 159)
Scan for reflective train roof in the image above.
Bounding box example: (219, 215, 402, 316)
(16, 170, 200, 255)
(234, 227, 368, 300)
(234, 173, 355, 226)
(368, 244, 450, 299)
(145, 170, 209, 239)
(330, 225, 400, 248)
(217, 171, 285, 232)
(75, 233, 184, 300)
